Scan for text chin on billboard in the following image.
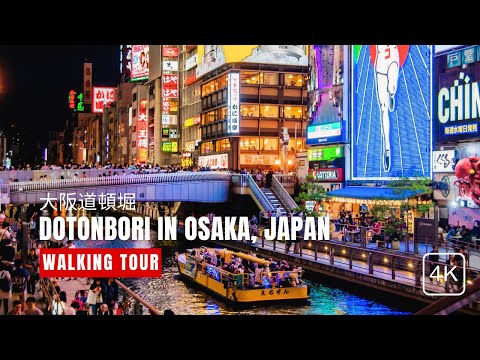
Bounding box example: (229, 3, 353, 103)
(351, 45, 432, 180)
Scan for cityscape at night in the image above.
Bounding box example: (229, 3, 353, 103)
(0, 45, 478, 316)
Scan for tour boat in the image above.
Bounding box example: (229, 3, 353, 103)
(175, 247, 309, 304)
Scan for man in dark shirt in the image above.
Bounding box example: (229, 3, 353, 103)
(0, 239, 15, 273)
(11, 259, 30, 306)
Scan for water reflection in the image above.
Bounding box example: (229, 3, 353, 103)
(73, 230, 410, 315)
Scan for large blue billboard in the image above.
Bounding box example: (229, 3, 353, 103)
(351, 45, 432, 179)
(434, 46, 480, 143)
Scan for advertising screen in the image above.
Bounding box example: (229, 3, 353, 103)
(306, 121, 347, 145)
(351, 45, 432, 179)
(309, 45, 344, 91)
(131, 45, 149, 81)
(196, 45, 308, 78)
(434, 48, 480, 143)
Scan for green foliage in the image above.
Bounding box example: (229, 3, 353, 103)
(417, 202, 435, 216)
(293, 175, 327, 218)
(370, 204, 391, 220)
(385, 216, 405, 237)
(294, 175, 327, 203)
(387, 175, 432, 198)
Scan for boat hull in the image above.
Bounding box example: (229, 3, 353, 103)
(177, 258, 309, 304)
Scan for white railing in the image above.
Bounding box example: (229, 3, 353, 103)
(7, 172, 232, 192)
(0, 168, 162, 182)
(272, 175, 298, 212)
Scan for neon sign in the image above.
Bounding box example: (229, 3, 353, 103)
(137, 99, 148, 163)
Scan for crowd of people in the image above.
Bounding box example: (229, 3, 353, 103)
(0, 205, 129, 315)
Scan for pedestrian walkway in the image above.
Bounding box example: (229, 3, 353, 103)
(226, 236, 477, 297)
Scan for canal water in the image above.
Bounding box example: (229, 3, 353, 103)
(73, 231, 411, 315)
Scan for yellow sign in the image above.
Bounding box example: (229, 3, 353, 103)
(162, 141, 178, 153)
(185, 117, 195, 127)
(170, 99, 178, 112)
(196, 45, 308, 78)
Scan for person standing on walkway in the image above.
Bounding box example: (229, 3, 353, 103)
(24, 248, 39, 295)
(104, 278, 119, 310)
(11, 259, 29, 308)
(428, 245, 440, 285)
(0, 265, 12, 314)
(87, 278, 105, 315)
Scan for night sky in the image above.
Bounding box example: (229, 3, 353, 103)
(0, 45, 119, 145)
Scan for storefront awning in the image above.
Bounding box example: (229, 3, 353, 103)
(326, 186, 424, 200)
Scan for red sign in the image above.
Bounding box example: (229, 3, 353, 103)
(184, 72, 196, 86)
(93, 87, 117, 113)
(162, 100, 170, 112)
(194, 115, 201, 125)
(309, 168, 344, 182)
(68, 90, 76, 109)
(162, 74, 178, 98)
(39, 248, 162, 278)
(162, 47, 178, 57)
(137, 99, 148, 163)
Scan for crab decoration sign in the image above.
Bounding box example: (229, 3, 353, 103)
(455, 156, 480, 205)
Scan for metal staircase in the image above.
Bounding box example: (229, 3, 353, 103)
(261, 188, 288, 216)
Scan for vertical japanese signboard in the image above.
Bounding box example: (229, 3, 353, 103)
(161, 46, 179, 150)
(137, 99, 148, 163)
(227, 72, 240, 134)
(162, 74, 178, 98)
(83, 63, 92, 105)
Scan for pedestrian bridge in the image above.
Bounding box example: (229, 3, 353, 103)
(0, 172, 231, 204)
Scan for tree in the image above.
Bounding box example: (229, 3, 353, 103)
(381, 173, 434, 250)
(387, 174, 433, 218)
(294, 174, 327, 217)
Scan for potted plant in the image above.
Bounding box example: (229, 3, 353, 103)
(385, 217, 404, 250)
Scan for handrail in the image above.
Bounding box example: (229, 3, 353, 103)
(7, 172, 232, 192)
(415, 277, 480, 315)
(246, 174, 274, 212)
(272, 175, 297, 212)
(115, 279, 162, 315)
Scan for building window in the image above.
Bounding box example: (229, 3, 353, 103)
(290, 139, 306, 152)
(241, 72, 259, 84)
(240, 137, 260, 151)
(217, 107, 227, 121)
(260, 105, 279, 118)
(201, 141, 214, 154)
(132, 108, 137, 118)
(285, 74, 304, 87)
(260, 72, 278, 85)
(133, 93, 137, 102)
(201, 75, 227, 97)
(241, 104, 259, 117)
(215, 139, 230, 152)
(283, 106, 306, 119)
(260, 138, 278, 151)
(132, 141, 136, 148)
